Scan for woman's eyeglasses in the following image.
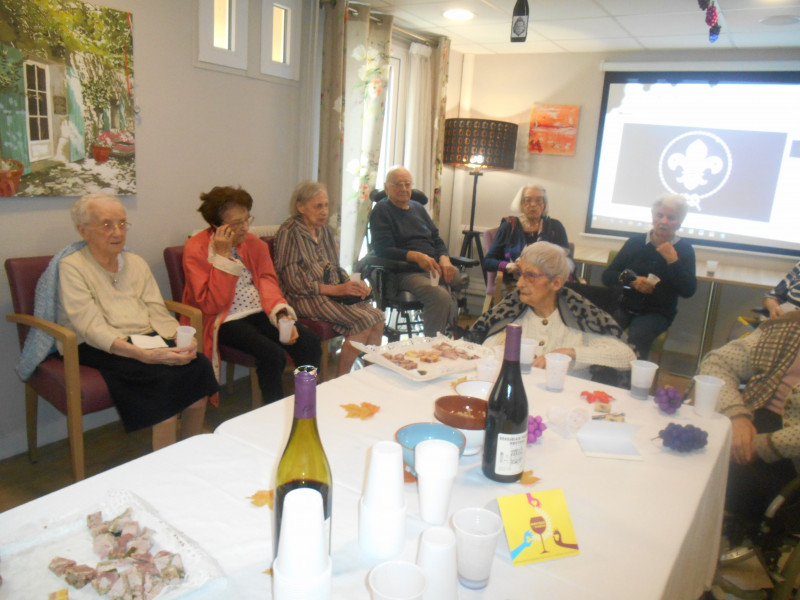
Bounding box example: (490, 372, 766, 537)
(93, 221, 132, 233)
(224, 216, 255, 229)
(519, 271, 549, 283)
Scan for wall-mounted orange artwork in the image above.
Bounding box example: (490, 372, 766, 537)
(528, 105, 580, 156)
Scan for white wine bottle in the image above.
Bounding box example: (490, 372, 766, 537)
(273, 365, 333, 556)
(510, 0, 529, 42)
(482, 323, 529, 482)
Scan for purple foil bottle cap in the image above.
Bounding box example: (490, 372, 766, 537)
(505, 324, 522, 362)
(293, 365, 318, 419)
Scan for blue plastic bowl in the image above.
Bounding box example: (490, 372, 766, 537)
(395, 422, 466, 475)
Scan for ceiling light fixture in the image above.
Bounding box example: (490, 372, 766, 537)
(443, 9, 474, 21)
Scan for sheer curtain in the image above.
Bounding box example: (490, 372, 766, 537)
(340, 7, 393, 269)
(401, 38, 450, 223)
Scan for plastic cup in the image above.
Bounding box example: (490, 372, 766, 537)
(417, 526, 458, 600)
(272, 488, 332, 600)
(545, 353, 571, 392)
(350, 272, 362, 282)
(369, 560, 427, 600)
(175, 325, 196, 348)
(520, 338, 537, 374)
(451, 507, 503, 590)
(360, 442, 406, 563)
(647, 273, 661, 286)
(706, 260, 718, 277)
(693, 374, 724, 417)
(475, 358, 499, 381)
(430, 269, 440, 287)
(415, 439, 459, 525)
(630, 360, 658, 399)
(278, 318, 295, 344)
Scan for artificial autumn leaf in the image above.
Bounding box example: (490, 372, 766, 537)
(341, 402, 380, 420)
(264, 567, 273, 575)
(248, 489, 274, 508)
(520, 470, 541, 485)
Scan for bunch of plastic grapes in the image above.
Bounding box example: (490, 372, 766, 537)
(528, 415, 547, 444)
(654, 385, 683, 414)
(658, 423, 708, 452)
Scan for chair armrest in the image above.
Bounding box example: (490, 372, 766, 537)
(7, 312, 78, 346)
(359, 255, 419, 272)
(493, 271, 505, 305)
(451, 256, 479, 269)
(164, 300, 203, 351)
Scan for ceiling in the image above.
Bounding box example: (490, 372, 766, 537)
(365, 0, 800, 55)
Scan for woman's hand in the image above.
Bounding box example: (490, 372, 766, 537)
(112, 337, 197, 365)
(533, 347, 575, 369)
(212, 224, 235, 258)
(505, 261, 520, 274)
(730, 415, 757, 464)
(655, 241, 678, 264)
(764, 297, 783, 319)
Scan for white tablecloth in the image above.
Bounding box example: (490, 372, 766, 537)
(0, 365, 731, 600)
(216, 364, 732, 600)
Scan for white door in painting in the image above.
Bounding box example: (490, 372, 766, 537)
(24, 60, 53, 162)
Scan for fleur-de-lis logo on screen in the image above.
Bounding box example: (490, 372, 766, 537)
(659, 131, 732, 211)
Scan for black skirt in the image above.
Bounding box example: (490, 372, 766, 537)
(78, 342, 219, 432)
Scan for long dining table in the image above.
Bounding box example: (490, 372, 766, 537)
(0, 362, 731, 600)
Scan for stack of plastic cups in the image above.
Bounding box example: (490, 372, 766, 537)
(417, 526, 458, 600)
(359, 441, 407, 564)
(272, 487, 332, 600)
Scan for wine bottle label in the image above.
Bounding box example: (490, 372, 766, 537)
(494, 432, 527, 475)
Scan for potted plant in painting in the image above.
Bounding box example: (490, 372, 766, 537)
(92, 131, 113, 163)
(0, 156, 25, 196)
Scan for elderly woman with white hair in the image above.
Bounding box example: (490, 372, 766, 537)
(483, 183, 569, 277)
(57, 193, 218, 450)
(467, 241, 635, 381)
(602, 194, 697, 359)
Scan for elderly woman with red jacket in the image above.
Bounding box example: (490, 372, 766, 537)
(183, 186, 320, 405)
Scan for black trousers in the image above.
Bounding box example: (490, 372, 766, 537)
(218, 312, 321, 404)
(725, 408, 798, 523)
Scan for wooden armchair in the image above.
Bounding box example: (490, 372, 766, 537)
(5, 255, 201, 481)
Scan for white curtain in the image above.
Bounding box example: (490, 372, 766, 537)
(402, 42, 433, 197)
(339, 8, 393, 270)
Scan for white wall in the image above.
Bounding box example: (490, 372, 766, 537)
(0, 0, 316, 460)
(443, 47, 800, 356)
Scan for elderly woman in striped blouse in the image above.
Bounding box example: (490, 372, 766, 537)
(275, 181, 384, 377)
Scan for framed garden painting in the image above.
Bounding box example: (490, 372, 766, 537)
(0, 0, 135, 197)
(528, 104, 580, 156)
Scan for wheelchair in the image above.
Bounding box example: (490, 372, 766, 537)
(355, 188, 478, 342)
(712, 475, 800, 600)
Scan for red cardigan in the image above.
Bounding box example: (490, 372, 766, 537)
(182, 229, 294, 386)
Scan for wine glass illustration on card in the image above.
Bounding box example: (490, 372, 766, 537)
(531, 516, 549, 553)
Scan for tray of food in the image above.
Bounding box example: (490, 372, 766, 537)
(351, 334, 494, 381)
(0, 489, 222, 600)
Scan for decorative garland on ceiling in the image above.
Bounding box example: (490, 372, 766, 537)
(698, 0, 722, 42)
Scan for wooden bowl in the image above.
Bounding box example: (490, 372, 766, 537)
(434, 395, 487, 430)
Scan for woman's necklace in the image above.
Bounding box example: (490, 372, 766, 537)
(519, 215, 541, 233)
(105, 255, 125, 287)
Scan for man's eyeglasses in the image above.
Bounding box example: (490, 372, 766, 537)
(389, 181, 412, 189)
(224, 216, 254, 229)
(93, 220, 132, 233)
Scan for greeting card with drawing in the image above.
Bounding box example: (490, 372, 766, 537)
(497, 489, 579, 566)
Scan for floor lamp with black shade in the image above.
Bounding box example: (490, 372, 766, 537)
(443, 118, 518, 282)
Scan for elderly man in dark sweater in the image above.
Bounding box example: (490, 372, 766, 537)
(602, 194, 697, 359)
(369, 166, 462, 336)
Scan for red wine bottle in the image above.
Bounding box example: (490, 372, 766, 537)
(482, 323, 529, 482)
(273, 366, 333, 556)
(511, 0, 529, 42)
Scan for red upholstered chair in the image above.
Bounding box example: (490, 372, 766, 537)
(163, 245, 262, 409)
(5, 255, 201, 481)
(261, 236, 340, 380)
